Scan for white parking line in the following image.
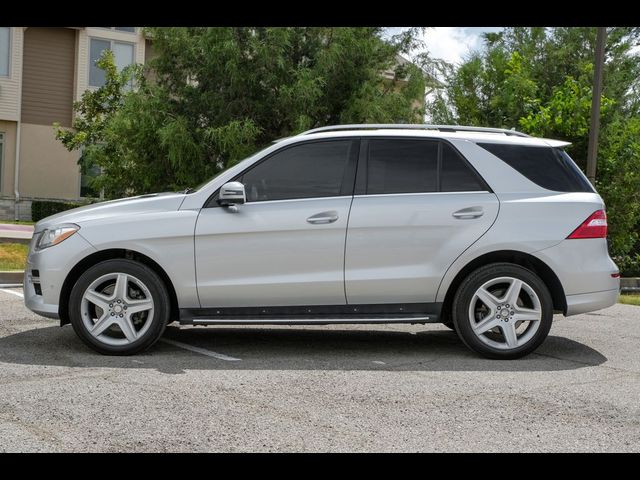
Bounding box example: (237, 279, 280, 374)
(160, 338, 241, 361)
(0, 288, 239, 361)
(0, 288, 24, 298)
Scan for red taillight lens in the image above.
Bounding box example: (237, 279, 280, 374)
(567, 210, 608, 239)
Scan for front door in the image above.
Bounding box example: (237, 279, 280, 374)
(345, 138, 499, 304)
(195, 139, 359, 308)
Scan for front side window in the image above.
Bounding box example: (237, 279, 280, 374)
(367, 139, 438, 194)
(241, 140, 356, 202)
(0, 27, 10, 76)
(89, 38, 134, 87)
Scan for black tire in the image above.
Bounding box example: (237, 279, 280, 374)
(69, 259, 170, 355)
(452, 263, 553, 360)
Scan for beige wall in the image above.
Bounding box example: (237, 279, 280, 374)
(18, 123, 80, 199)
(0, 120, 17, 195)
(0, 27, 23, 122)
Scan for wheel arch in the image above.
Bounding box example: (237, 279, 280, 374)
(439, 250, 567, 322)
(59, 249, 179, 326)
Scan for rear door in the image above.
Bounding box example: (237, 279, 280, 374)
(344, 138, 499, 304)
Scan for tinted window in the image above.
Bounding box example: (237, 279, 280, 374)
(241, 140, 354, 202)
(478, 143, 594, 193)
(441, 143, 486, 192)
(367, 140, 437, 194)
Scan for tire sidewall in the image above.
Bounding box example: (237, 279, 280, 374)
(452, 263, 553, 359)
(69, 259, 170, 355)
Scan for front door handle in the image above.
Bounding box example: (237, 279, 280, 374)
(307, 211, 339, 224)
(452, 207, 484, 219)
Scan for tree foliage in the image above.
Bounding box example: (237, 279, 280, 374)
(56, 27, 427, 198)
(428, 27, 640, 271)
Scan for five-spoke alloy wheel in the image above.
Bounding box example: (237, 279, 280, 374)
(69, 259, 170, 355)
(452, 263, 553, 359)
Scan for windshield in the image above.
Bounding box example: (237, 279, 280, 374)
(180, 147, 266, 194)
(181, 169, 228, 194)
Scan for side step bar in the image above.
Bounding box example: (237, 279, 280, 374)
(179, 303, 442, 326)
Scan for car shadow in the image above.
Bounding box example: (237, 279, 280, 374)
(0, 324, 607, 374)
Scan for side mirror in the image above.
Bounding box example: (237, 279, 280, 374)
(217, 181, 246, 207)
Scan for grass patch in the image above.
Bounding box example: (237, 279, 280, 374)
(0, 243, 28, 271)
(0, 220, 35, 226)
(619, 294, 640, 306)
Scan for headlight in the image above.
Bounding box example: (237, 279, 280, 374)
(36, 224, 80, 250)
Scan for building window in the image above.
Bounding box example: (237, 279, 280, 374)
(80, 163, 103, 199)
(97, 27, 136, 33)
(89, 38, 134, 87)
(0, 27, 10, 76)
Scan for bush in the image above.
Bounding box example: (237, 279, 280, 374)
(615, 253, 640, 278)
(31, 200, 88, 223)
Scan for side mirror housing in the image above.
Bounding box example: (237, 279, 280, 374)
(217, 181, 246, 207)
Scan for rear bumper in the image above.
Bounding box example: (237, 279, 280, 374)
(565, 289, 619, 316)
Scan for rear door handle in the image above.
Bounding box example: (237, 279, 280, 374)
(307, 211, 339, 224)
(452, 207, 484, 219)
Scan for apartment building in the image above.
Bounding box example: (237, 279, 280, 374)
(0, 27, 149, 220)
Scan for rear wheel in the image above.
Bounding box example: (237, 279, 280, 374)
(69, 259, 170, 355)
(452, 263, 553, 359)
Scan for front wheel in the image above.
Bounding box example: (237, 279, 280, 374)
(452, 263, 553, 359)
(69, 259, 170, 355)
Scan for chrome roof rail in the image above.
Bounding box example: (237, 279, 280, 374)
(298, 124, 530, 138)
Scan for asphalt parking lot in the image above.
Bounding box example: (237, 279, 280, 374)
(0, 286, 639, 452)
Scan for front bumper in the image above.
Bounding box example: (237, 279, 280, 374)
(23, 231, 96, 320)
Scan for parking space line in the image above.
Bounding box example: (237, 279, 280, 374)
(0, 288, 241, 361)
(160, 338, 241, 361)
(0, 288, 24, 298)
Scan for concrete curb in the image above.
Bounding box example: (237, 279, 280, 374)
(0, 271, 23, 284)
(621, 277, 640, 293)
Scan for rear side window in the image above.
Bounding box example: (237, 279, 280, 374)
(441, 143, 486, 192)
(477, 143, 594, 193)
(367, 139, 438, 194)
(365, 139, 488, 195)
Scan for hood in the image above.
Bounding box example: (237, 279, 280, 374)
(35, 192, 187, 231)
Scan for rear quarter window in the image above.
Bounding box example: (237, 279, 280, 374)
(477, 143, 594, 193)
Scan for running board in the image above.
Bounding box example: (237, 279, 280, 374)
(179, 303, 442, 326)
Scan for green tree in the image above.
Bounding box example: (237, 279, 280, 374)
(57, 27, 428, 198)
(428, 27, 640, 273)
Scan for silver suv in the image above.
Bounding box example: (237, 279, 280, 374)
(24, 124, 620, 359)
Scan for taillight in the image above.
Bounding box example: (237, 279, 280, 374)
(567, 210, 608, 239)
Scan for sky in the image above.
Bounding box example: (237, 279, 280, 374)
(420, 27, 504, 65)
(387, 27, 504, 65)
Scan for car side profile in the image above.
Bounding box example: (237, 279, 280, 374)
(24, 124, 620, 359)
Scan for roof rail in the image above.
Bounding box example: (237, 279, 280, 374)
(299, 124, 530, 138)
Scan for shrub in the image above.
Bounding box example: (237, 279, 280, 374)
(31, 200, 88, 223)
